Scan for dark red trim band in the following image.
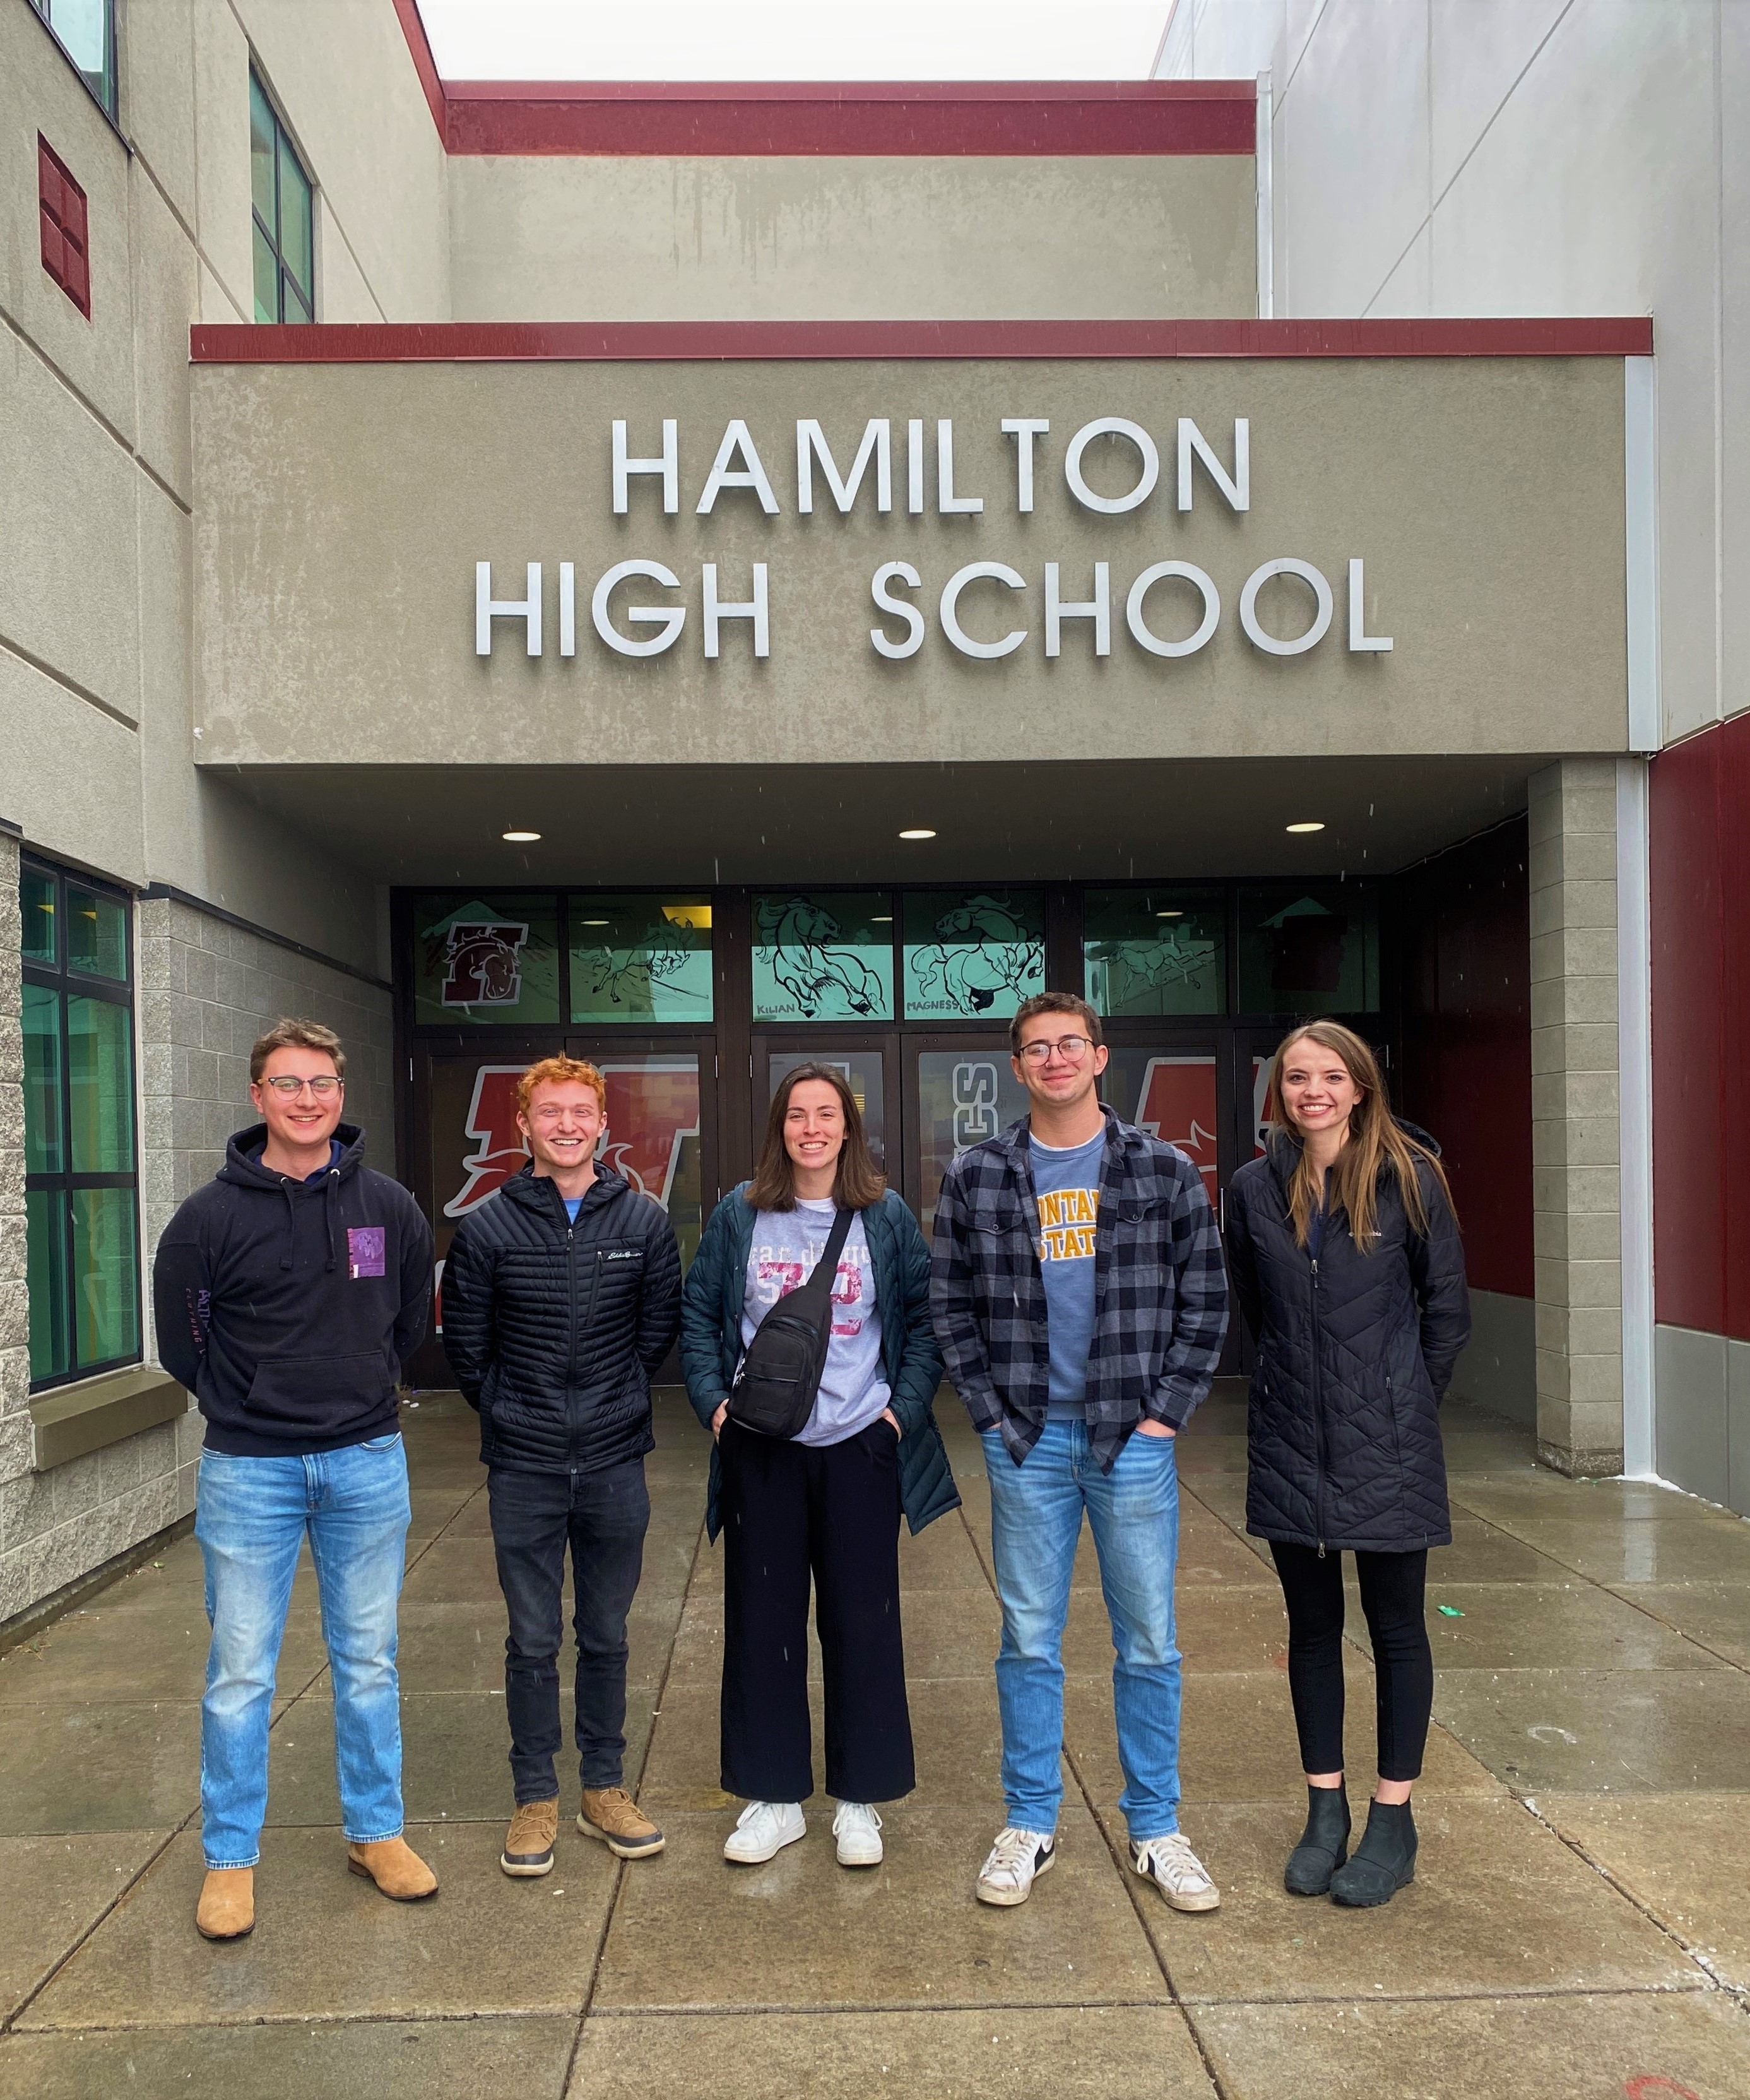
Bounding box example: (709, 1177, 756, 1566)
(190, 317, 1655, 364)
(440, 80, 1256, 157)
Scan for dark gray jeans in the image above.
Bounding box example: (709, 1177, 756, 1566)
(487, 1459, 650, 1802)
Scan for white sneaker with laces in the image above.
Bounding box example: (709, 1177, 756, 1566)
(1131, 1831, 1220, 1911)
(723, 1800, 806, 1865)
(832, 1801, 884, 1867)
(974, 1825, 1056, 1907)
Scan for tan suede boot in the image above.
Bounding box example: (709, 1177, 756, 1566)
(501, 1798, 559, 1878)
(346, 1836, 439, 1900)
(196, 1867, 255, 1940)
(579, 1786, 665, 1859)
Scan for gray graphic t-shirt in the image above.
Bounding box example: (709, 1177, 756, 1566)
(1030, 1129, 1106, 1420)
(741, 1199, 891, 1445)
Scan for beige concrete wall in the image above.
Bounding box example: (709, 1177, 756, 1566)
(191, 353, 1630, 773)
(1530, 759, 1624, 1477)
(1164, 0, 1749, 756)
(448, 153, 1255, 322)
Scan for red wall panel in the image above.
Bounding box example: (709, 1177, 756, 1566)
(1397, 819, 1535, 1299)
(1651, 717, 1749, 1336)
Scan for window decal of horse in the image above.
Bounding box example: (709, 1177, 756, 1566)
(1086, 923, 1220, 1012)
(908, 894, 1044, 1016)
(754, 895, 891, 1019)
(574, 913, 708, 1016)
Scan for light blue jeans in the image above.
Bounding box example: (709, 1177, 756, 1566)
(196, 1435, 411, 1868)
(982, 1418, 1183, 1842)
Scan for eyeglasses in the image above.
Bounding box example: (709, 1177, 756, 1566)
(262, 1075, 342, 1098)
(1017, 1035, 1094, 1065)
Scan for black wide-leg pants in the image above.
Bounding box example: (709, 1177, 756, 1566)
(718, 1416, 916, 1805)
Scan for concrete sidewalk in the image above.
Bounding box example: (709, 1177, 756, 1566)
(1, 1384, 1747, 2097)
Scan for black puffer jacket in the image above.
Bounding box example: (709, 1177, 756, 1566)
(440, 1164, 682, 1474)
(1224, 1127, 1470, 1553)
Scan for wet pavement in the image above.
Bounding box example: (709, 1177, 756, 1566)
(1, 1383, 1746, 2098)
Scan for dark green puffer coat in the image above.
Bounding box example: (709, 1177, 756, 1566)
(680, 1184, 961, 1539)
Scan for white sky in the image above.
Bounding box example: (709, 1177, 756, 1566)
(415, 1, 1177, 82)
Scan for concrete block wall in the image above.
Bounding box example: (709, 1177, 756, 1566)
(1529, 759, 1624, 1476)
(0, 832, 29, 1614)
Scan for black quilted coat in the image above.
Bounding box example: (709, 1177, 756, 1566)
(1224, 1127, 1470, 1553)
(440, 1163, 682, 1474)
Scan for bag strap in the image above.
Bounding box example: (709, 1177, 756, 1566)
(780, 1205, 855, 1321)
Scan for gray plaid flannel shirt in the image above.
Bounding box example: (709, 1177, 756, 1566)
(930, 1106, 1229, 1471)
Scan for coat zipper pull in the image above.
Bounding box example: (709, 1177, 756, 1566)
(1318, 1541, 1326, 1559)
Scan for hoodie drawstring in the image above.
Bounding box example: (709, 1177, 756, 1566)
(324, 1170, 341, 1272)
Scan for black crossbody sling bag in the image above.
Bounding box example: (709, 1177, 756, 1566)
(726, 1206, 856, 1440)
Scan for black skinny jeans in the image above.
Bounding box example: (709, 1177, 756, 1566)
(1268, 1542, 1433, 1783)
(488, 1459, 650, 1802)
(718, 1416, 915, 1805)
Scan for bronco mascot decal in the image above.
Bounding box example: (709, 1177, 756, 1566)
(755, 895, 887, 1019)
(437, 917, 528, 1010)
(910, 895, 1044, 1016)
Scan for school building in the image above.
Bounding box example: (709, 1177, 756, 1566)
(2, 0, 1740, 1627)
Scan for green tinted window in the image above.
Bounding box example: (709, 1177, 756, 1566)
(21, 858, 139, 1390)
(1237, 884, 1380, 1015)
(571, 898, 713, 1023)
(72, 1187, 139, 1367)
(67, 884, 127, 980)
(412, 894, 561, 1025)
(753, 894, 895, 1022)
(903, 891, 1044, 1022)
(1084, 889, 1224, 1016)
(249, 69, 314, 323)
(23, 983, 63, 1173)
(26, 1189, 70, 1384)
(21, 865, 56, 963)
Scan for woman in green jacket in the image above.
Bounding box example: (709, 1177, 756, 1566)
(680, 1062, 958, 1872)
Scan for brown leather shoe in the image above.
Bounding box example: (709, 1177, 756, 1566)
(579, 1786, 665, 1859)
(196, 1866, 254, 1940)
(501, 1798, 559, 1878)
(346, 1836, 439, 1900)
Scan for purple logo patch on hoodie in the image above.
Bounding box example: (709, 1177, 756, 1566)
(347, 1226, 386, 1280)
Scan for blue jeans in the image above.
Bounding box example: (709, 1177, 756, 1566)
(982, 1419, 1183, 1842)
(196, 1435, 411, 1868)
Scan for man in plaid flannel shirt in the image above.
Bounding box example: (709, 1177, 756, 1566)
(931, 991, 1228, 1913)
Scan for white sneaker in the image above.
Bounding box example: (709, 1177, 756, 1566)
(974, 1825, 1056, 1907)
(832, 1801, 884, 1867)
(723, 1801, 806, 1865)
(1131, 1831, 1221, 1912)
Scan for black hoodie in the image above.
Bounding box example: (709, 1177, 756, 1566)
(152, 1123, 434, 1457)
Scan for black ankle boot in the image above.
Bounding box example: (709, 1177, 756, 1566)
(1284, 1786, 1351, 1895)
(1328, 1798, 1417, 1907)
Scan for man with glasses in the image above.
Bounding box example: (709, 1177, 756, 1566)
(931, 991, 1228, 1912)
(441, 1056, 681, 1880)
(153, 1019, 437, 1942)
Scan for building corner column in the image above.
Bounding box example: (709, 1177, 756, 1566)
(1529, 759, 1624, 1477)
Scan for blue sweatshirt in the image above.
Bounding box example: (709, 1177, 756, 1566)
(152, 1122, 434, 1456)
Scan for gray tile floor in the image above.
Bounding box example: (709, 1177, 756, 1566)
(1, 1384, 1746, 2097)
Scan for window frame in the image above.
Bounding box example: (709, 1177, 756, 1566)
(249, 68, 315, 324)
(28, 0, 118, 124)
(21, 856, 143, 1394)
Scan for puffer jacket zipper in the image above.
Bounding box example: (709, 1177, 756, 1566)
(1310, 1245, 1328, 1557)
(565, 1214, 579, 1470)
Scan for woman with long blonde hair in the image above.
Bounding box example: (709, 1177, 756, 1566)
(1224, 1021, 1469, 1909)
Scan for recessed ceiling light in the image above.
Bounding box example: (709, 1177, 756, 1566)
(1286, 821, 1325, 834)
(502, 829, 541, 843)
(870, 915, 893, 923)
(579, 918, 610, 927)
(898, 828, 937, 841)
(1155, 910, 1183, 920)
